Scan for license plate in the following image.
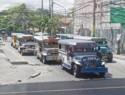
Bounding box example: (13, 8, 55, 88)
(53, 56, 57, 60)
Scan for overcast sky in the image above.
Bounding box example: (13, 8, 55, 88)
(0, 0, 74, 14)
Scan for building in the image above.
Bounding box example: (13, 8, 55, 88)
(60, 17, 73, 33)
(74, 0, 125, 54)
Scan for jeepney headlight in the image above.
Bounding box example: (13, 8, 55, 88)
(20, 45, 25, 48)
(102, 61, 106, 65)
(96, 57, 100, 61)
(47, 51, 51, 55)
(74, 59, 82, 66)
(82, 58, 87, 62)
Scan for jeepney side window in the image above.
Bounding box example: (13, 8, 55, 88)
(59, 44, 66, 52)
(59, 44, 61, 49)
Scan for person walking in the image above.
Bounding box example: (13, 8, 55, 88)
(4, 32, 8, 42)
(2, 31, 5, 41)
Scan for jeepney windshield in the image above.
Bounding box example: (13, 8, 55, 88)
(43, 42, 58, 48)
(74, 47, 95, 53)
(74, 43, 96, 54)
(22, 37, 34, 42)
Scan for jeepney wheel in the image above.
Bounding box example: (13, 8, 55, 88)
(42, 56, 47, 64)
(36, 53, 39, 59)
(11, 43, 13, 46)
(73, 64, 81, 78)
(99, 73, 105, 77)
(60, 61, 65, 70)
(21, 50, 24, 56)
(108, 58, 113, 62)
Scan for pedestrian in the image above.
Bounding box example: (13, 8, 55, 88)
(2, 31, 5, 41)
(4, 32, 8, 42)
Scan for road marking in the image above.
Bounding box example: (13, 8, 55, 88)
(0, 86, 125, 94)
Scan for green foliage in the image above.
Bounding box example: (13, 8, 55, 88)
(0, 3, 61, 33)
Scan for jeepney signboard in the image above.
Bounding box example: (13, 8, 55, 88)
(23, 37, 33, 40)
(76, 43, 96, 48)
(43, 36, 59, 42)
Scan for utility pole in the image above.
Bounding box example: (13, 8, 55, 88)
(51, 0, 53, 19)
(49, 0, 51, 18)
(41, 0, 44, 32)
(41, 0, 44, 19)
(93, 0, 96, 37)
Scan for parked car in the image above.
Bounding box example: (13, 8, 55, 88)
(95, 45, 113, 62)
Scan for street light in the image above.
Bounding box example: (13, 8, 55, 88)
(52, 2, 67, 24)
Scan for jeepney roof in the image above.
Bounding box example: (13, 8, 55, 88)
(35, 32, 49, 36)
(21, 34, 33, 37)
(58, 39, 96, 45)
(16, 34, 33, 39)
(11, 33, 24, 36)
(16, 34, 26, 38)
(74, 36, 106, 40)
(56, 33, 79, 37)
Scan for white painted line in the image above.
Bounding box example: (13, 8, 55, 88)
(0, 86, 125, 94)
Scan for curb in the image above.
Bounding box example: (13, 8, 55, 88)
(113, 56, 125, 60)
(29, 72, 41, 79)
(10, 61, 28, 65)
(28, 63, 42, 66)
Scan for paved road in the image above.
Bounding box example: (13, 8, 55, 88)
(0, 78, 125, 95)
(1, 38, 125, 95)
(2, 39, 125, 84)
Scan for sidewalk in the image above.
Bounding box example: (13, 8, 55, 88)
(0, 46, 40, 85)
(0, 49, 14, 76)
(113, 53, 125, 60)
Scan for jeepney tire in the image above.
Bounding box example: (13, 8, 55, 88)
(11, 43, 13, 46)
(34, 51, 36, 56)
(108, 58, 113, 62)
(21, 51, 24, 56)
(60, 61, 65, 70)
(42, 56, 47, 64)
(36, 54, 39, 59)
(99, 73, 105, 77)
(73, 64, 81, 78)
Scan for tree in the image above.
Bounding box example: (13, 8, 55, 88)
(0, 3, 61, 34)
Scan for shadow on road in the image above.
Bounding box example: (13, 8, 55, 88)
(64, 69, 113, 80)
(1, 78, 125, 95)
(44, 61, 61, 66)
(106, 60, 117, 64)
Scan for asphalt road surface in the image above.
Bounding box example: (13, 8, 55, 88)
(0, 78, 125, 95)
(1, 38, 125, 95)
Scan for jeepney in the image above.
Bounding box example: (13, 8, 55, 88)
(74, 36, 107, 45)
(11, 33, 24, 49)
(58, 39, 108, 78)
(74, 36, 113, 62)
(95, 45, 113, 62)
(34, 36, 59, 64)
(35, 32, 49, 36)
(17, 34, 36, 55)
(56, 34, 77, 39)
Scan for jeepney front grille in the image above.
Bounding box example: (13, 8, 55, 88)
(25, 45, 35, 49)
(47, 49, 58, 55)
(51, 53, 58, 55)
(88, 60, 96, 68)
(83, 60, 99, 68)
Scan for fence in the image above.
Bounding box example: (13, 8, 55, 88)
(96, 28, 125, 54)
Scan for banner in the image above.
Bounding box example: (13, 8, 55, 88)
(110, 7, 125, 23)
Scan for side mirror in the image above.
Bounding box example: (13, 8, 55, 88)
(40, 48, 42, 52)
(67, 51, 73, 56)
